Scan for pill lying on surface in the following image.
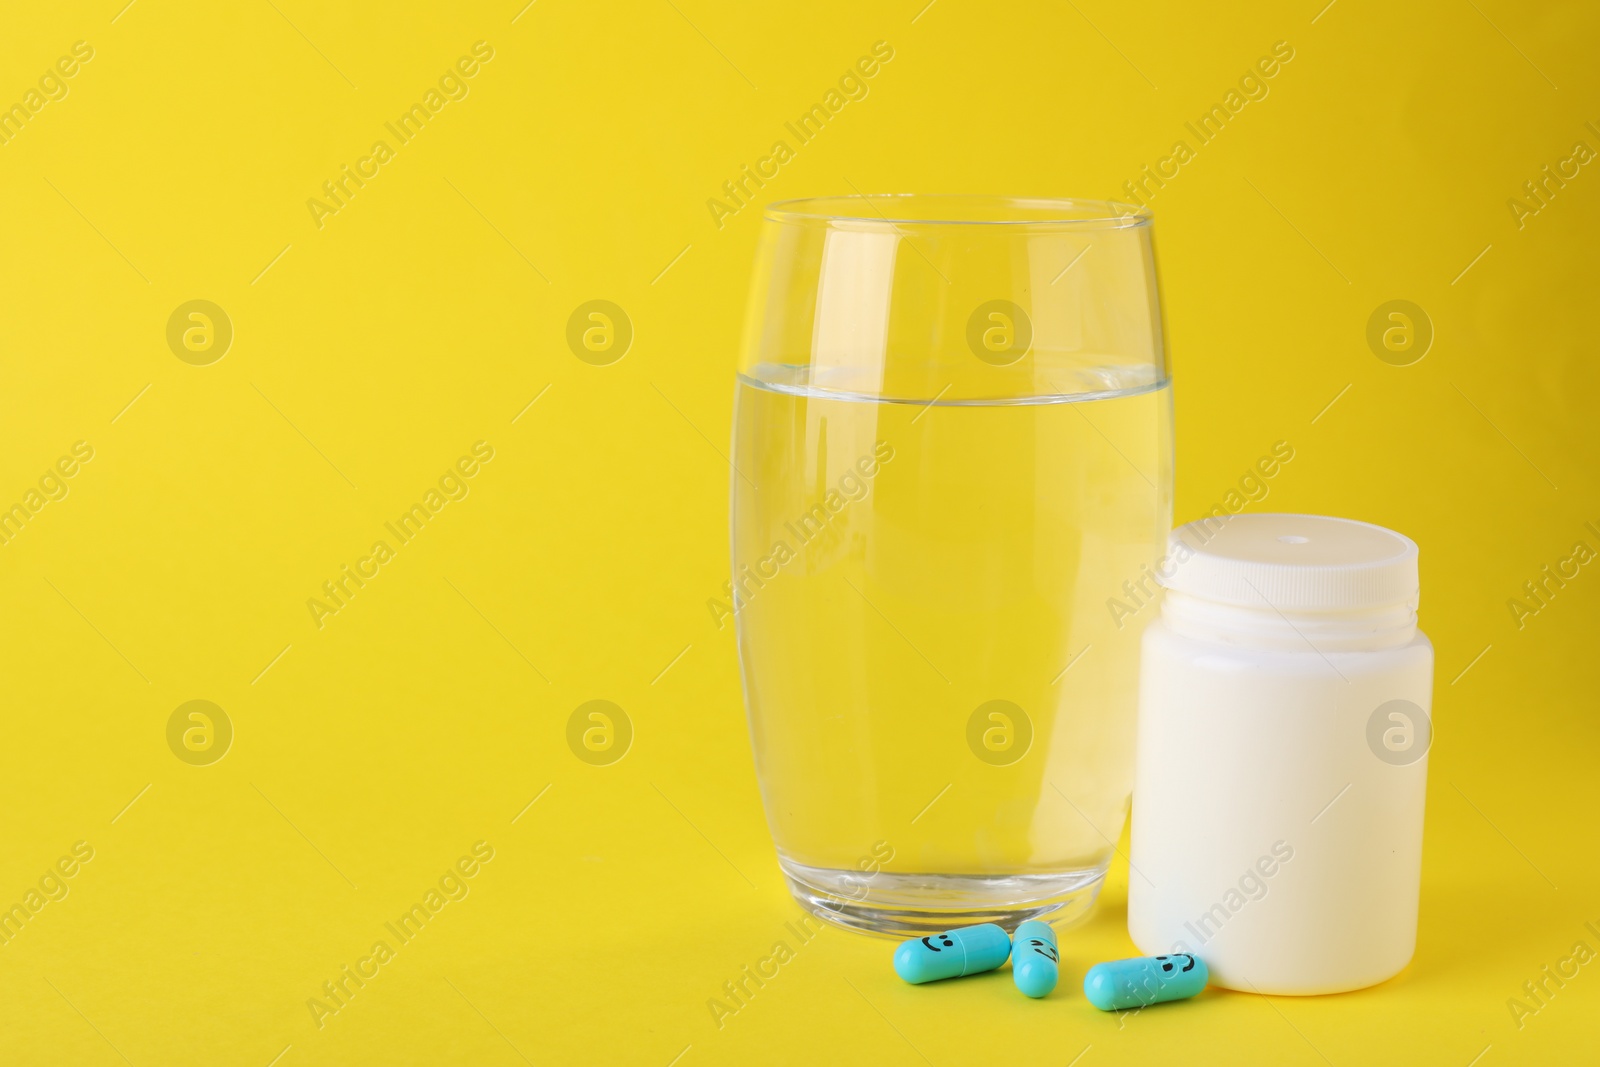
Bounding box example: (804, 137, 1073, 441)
(1011, 920, 1059, 998)
(893, 923, 1012, 984)
(1083, 953, 1208, 1011)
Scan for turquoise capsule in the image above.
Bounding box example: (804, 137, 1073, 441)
(893, 923, 1012, 984)
(1011, 920, 1059, 998)
(1083, 953, 1208, 1011)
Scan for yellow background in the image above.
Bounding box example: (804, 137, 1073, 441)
(2, 1, 1597, 1063)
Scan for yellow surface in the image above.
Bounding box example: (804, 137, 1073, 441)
(1, 1, 1596, 1064)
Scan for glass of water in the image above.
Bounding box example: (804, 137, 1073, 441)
(731, 195, 1173, 935)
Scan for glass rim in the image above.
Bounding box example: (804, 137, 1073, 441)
(763, 194, 1152, 229)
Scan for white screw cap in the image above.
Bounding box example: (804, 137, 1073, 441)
(1162, 513, 1419, 612)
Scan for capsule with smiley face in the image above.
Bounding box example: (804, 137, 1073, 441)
(892, 923, 1012, 984)
(1083, 953, 1208, 1011)
(1011, 920, 1060, 997)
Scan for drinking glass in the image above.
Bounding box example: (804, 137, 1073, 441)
(731, 195, 1173, 935)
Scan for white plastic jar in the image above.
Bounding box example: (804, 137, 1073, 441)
(1127, 513, 1433, 994)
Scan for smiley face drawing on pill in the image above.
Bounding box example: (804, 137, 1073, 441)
(1012, 920, 1060, 997)
(894, 923, 1011, 983)
(1084, 953, 1209, 1010)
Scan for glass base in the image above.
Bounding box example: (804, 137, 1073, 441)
(779, 855, 1108, 937)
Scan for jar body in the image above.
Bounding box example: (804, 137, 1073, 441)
(1128, 619, 1433, 994)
